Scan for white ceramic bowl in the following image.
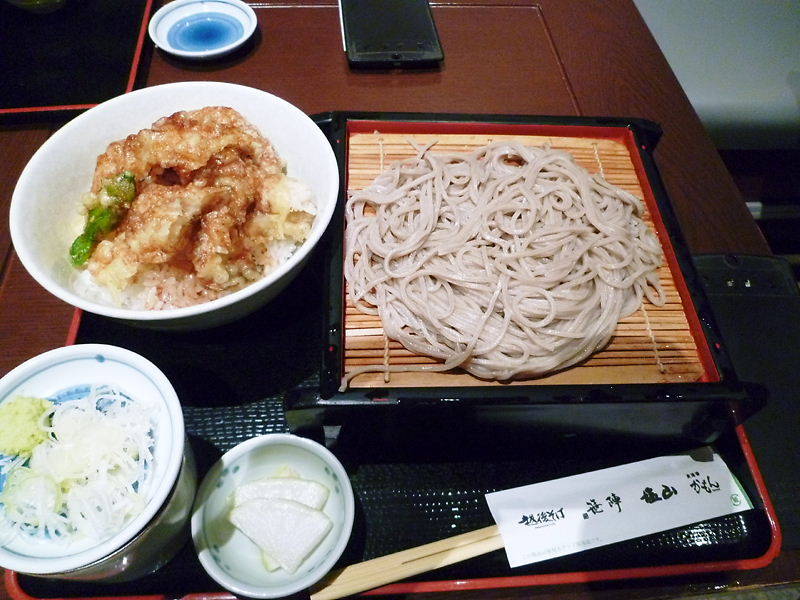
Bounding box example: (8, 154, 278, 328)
(0, 344, 191, 581)
(148, 0, 257, 60)
(10, 81, 340, 330)
(192, 433, 354, 599)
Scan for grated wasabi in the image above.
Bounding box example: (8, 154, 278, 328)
(0, 397, 52, 456)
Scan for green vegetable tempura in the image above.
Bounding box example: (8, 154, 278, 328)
(0, 396, 52, 456)
(69, 171, 137, 267)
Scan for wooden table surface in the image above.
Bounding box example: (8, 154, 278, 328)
(2, 1, 795, 598)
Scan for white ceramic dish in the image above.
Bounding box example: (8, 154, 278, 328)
(192, 433, 354, 599)
(0, 344, 190, 580)
(9, 81, 340, 330)
(148, 0, 257, 59)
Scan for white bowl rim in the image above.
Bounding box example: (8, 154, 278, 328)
(9, 81, 339, 323)
(191, 433, 355, 599)
(147, 0, 258, 59)
(0, 344, 185, 574)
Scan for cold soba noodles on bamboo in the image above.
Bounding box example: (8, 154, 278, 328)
(342, 140, 665, 389)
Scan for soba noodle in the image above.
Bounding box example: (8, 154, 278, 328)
(342, 141, 665, 389)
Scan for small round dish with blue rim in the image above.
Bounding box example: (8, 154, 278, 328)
(148, 0, 257, 60)
(0, 344, 191, 581)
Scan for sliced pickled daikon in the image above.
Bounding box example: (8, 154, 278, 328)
(233, 477, 329, 510)
(229, 498, 332, 573)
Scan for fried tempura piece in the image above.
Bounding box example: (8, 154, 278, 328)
(190, 148, 263, 287)
(81, 106, 315, 305)
(91, 106, 283, 193)
(88, 183, 229, 290)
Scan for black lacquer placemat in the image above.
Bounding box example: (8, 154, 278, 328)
(16, 406, 773, 598)
(15, 249, 774, 598)
(693, 254, 800, 548)
(0, 0, 150, 114)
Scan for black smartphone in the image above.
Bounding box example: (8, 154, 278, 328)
(339, 0, 444, 68)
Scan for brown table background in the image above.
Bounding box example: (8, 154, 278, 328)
(2, 1, 796, 598)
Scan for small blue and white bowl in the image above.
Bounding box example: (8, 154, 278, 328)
(193, 433, 355, 598)
(0, 344, 195, 581)
(148, 0, 257, 60)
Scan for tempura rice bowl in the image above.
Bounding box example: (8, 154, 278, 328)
(10, 82, 339, 330)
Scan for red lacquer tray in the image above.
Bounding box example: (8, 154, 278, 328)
(2, 114, 781, 599)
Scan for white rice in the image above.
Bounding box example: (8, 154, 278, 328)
(71, 240, 304, 311)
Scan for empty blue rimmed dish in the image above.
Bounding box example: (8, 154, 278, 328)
(148, 0, 257, 59)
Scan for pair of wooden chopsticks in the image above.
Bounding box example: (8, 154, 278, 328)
(310, 525, 503, 600)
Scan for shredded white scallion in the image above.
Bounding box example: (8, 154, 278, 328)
(0, 385, 155, 545)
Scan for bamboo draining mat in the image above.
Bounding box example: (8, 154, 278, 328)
(344, 132, 705, 388)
